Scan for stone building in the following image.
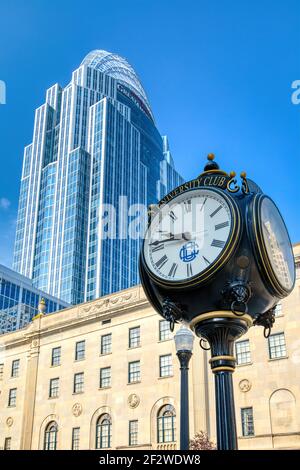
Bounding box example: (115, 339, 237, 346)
(0, 244, 299, 450)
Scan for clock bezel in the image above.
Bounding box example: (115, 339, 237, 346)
(249, 193, 295, 297)
(141, 187, 242, 289)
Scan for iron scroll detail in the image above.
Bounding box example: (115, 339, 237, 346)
(162, 297, 183, 332)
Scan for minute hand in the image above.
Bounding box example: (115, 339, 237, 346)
(149, 232, 191, 246)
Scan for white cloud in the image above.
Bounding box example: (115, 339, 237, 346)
(0, 197, 11, 210)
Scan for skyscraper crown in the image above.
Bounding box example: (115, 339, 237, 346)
(81, 50, 152, 119)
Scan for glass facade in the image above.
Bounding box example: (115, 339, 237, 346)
(0, 264, 68, 334)
(13, 50, 183, 305)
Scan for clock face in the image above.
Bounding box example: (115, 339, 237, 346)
(259, 197, 295, 293)
(143, 188, 237, 284)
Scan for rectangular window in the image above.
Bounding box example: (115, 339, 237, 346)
(159, 320, 172, 341)
(49, 378, 59, 398)
(73, 373, 84, 393)
(295, 260, 300, 279)
(241, 407, 255, 436)
(75, 341, 85, 361)
(8, 388, 17, 407)
(129, 420, 138, 446)
(235, 340, 251, 365)
(268, 333, 287, 359)
(4, 437, 11, 450)
(274, 304, 282, 317)
(100, 367, 111, 388)
(71, 427, 80, 450)
(11, 359, 20, 377)
(101, 334, 112, 355)
(159, 354, 173, 377)
(129, 327, 140, 348)
(128, 361, 140, 383)
(0, 363, 4, 380)
(51, 347, 61, 366)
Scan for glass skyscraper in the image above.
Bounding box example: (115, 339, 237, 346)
(13, 50, 183, 305)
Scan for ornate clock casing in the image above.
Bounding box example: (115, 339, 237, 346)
(139, 155, 295, 336)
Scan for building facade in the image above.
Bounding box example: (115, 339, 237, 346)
(13, 50, 183, 305)
(0, 264, 68, 335)
(1, 244, 299, 451)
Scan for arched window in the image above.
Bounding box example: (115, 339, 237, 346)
(44, 422, 58, 450)
(157, 405, 176, 443)
(96, 414, 112, 449)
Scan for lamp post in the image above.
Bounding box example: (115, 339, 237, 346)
(174, 326, 194, 450)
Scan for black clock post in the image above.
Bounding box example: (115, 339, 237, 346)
(139, 154, 295, 450)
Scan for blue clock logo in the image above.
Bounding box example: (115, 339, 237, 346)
(180, 241, 199, 263)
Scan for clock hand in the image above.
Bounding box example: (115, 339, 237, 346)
(149, 232, 192, 246)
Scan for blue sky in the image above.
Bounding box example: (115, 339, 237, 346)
(0, 0, 299, 267)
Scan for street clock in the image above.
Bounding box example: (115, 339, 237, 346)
(140, 154, 295, 450)
(140, 154, 295, 335)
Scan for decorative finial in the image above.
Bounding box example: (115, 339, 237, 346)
(38, 297, 47, 315)
(204, 153, 220, 172)
(229, 171, 236, 178)
(240, 171, 247, 178)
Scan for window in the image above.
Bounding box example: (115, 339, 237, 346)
(100, 367, 111, 388)
(102, 319, 111, 325)
(44, 422, 58, 450)
(101, 334, 112, 355)
(235, 340, 251, 365)
(159, 320, 172, 341)
(75, 341, 85, 361)
(4, 437, 11, 450)
(295, 260, 300, 279)
(71, 427, 80, 450)
(157, 405, 176, 443)
(8, 388, 17, 407)
(274, 304, 282, 317)
(159, 354, 173, 377)
(11, 359, 20, 377)
(96, 414, 111, 449)
(128, 361, 140, 383)
(51, 347, 61, 366)
(268, 333, 287, 359)
(129, 420, 138, 446)
(0, 363, 3, 380)
(73, 372, 84, 393)
(241, 407, 255, 436)
(129, 327, 140, 348)
(49, 378, 59, 398)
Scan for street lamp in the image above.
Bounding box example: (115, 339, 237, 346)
(174, 326, 194, 450)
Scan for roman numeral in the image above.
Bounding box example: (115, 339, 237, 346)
(155, 255, 168, 269)
(168, 263, 178, 278)
(210, 205, 222, 218)
(215, 221, 229, 231)
(203, 256, 211, 266)
(211, 239, 225, 249)
(186, 263, 193, 277)
(184, 200, 192, 213)
(151, 243, 164, 252)
(169, 211, 177, 221)
(200, 197, 207, 211)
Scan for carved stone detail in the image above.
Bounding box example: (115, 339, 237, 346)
(239, 379, 251, 392)
(128, 393, 140, 408)
(72, 403, 82, 417)
(6, 417, 13, 427)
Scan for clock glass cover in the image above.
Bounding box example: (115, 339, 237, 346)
(260, 197, 295, 292)
(143, 188, 236, 283)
